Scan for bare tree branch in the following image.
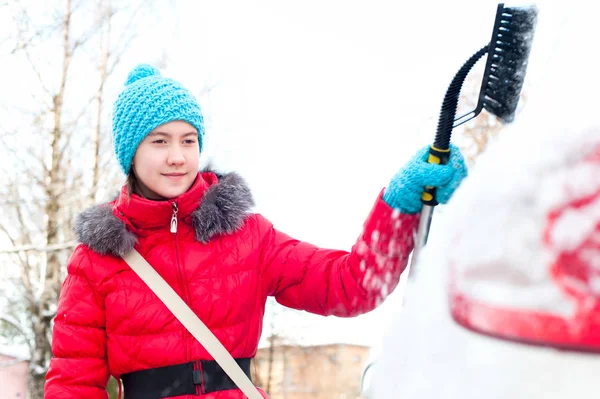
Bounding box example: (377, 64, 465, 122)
(0, 313, 32, 354)
(14, 189, 36, 248)
(0, 242, 77, 254)
(22, 50, 54, 108)
(90, 0, 111, 202)
(9, 0, 63, 55)
(1, 188, 37, 302)
(10, 2, 55, 105)
(0, 314, 28, 335)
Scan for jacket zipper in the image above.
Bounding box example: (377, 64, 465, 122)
(170, 202, 178, 233)
(171, 201, 192, 362)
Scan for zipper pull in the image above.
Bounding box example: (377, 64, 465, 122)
(170, 202, 178, 234)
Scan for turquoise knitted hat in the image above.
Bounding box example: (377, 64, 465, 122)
(112, 64, 205, 174)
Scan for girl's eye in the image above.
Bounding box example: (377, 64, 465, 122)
(152, 139, 167, 144)
(184, 139, 196, 144)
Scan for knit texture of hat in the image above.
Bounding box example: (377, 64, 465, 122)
(112, 64, 205, 174)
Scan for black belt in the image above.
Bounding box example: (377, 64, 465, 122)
(121, 358, 253, 399)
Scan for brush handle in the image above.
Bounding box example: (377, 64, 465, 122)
(411, 29, 486, 274)
(410, 203, 435, 276)
(410, 145, 450, 275)
(420, 145, 451, 206)
(434, 46, 488, 148)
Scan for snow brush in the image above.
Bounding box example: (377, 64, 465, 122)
(410, 3, 538, 271)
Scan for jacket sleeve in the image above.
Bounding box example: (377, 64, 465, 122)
(45, 245, 110, 399)
(257, 190, 419, 317)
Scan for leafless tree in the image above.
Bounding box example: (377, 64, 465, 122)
(0, 1, 157, 397)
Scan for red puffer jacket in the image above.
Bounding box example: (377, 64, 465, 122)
(44, 171, 418, 398)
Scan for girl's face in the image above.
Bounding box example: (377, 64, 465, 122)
(131, 120, 200, 200)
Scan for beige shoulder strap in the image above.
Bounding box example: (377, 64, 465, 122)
(122, 249, 263, 399)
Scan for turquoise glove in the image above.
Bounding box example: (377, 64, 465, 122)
(383, 144, 467, 214)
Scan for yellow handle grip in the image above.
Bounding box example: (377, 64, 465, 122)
(421, 146, 451, 205)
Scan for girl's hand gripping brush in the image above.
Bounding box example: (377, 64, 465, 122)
(409, 3, 538, 273)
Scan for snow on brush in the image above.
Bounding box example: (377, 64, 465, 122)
(368, 3, 600, 398)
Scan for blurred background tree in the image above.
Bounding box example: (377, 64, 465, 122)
(0, 0, 163, 397)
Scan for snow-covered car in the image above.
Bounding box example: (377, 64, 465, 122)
(363, 5, 600, 396)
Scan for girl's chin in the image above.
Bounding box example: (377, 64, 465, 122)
(154, 188, 188, 199)
(155, 181, 194, 199)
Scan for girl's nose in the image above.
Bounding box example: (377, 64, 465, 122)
(167, 146, 186, 165)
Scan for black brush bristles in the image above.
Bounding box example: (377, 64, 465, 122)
(432, 3, 538, 151)
(480, 4, 538, 123)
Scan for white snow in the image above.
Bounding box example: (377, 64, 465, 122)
(550, 195, 600, 252)
(0, 344, 30, 361)
(369, 2, 600, 398)
(445, 121, 600, 312)
(368, 241, 600, 399)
